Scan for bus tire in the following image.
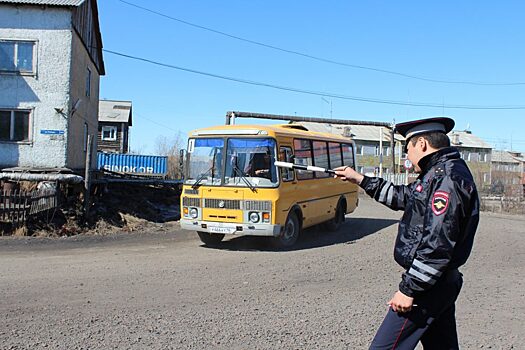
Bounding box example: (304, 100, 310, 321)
(273, 211, 300, 249)
(325, 200, 345, 232)
(197, 231, 225, 246)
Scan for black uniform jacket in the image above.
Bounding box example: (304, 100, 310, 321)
(359, 147, 479, 297)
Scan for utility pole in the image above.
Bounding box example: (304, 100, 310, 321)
(84, 135, 93, 216)
(379, 127, 383, 177)
(391, 120, 396, 174)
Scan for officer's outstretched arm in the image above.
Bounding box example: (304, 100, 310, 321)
(398, 177, 462, 297)
(359, 175, 413, 211)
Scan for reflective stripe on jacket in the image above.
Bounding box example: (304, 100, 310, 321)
(360, 147, 479, 297)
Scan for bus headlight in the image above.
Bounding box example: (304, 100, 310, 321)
(249, 212, 260, 223)
(190, 208, 199, 219)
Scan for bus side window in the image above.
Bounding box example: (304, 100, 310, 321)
(279, 146, 294, 181)
(342, 143, 355, 169)
(312, 141, 330, 178)
(293, 139, 314, 180)
(328, 142, 343, 169)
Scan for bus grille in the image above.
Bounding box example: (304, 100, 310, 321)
(244, 200, 272, 211)
(204, 199, 241, 210)
(182, 197, 201, 207)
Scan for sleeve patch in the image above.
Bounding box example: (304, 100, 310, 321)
(432, 191, 449, 215)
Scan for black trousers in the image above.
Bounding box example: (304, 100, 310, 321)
(369, 269, 463, 350)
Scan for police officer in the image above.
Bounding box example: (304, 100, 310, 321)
(334, 117, 479, 349)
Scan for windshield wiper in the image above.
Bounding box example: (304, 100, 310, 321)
(232, 163, 257, 192)
(191, 166, 215, 189)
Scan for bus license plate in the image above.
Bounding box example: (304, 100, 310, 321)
(210, 227, 235, 234)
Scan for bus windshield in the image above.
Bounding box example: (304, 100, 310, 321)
(185, 137, 278, 188)
(224, 138, 278, 188)
(185, 138, 224, 187)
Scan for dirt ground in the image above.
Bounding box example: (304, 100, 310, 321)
(0, 197, 523, 349)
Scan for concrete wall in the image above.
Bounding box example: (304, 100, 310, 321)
(0, 5, 72, 169)
(66, 31, 100, 170)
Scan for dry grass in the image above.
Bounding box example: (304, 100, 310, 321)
(13, 226, 28, 236)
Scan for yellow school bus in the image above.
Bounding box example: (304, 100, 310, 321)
(180, 123, 358, 248)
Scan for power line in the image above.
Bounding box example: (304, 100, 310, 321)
(103, 48, 525, 110)
(118, 0, 525, 87)
(134, 112, 179, 132)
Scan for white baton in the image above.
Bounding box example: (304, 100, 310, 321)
(274, 161, 338, 175)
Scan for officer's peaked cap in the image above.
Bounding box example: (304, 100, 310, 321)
(395, 117, 455, 141)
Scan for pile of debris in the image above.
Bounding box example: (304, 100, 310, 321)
(1, 181, 181, 237)
(87, 182, 181, 235)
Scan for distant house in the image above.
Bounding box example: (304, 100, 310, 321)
(491, 150, 524, 197)
(0, 0, 104, 172)
(294, 122, 493, 188)
(448, 130, 493, 190)
(97, 100, 132, 154)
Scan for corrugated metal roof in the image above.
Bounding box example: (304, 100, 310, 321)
(0, 0, 84, 6)
(449, 131, 492, 149)
(296, 122, 405, 142)
(491, 150, 521, 164)
(99, 100, 132, 125)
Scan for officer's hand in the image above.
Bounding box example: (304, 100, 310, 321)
(388, 291, 414, 313)
(333, 166, 364, 185)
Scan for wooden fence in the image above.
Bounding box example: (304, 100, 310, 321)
(0, 189, 59, 230)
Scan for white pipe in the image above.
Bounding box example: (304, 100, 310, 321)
(0, 173, 84, 184)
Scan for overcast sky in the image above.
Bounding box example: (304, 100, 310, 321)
(98, 0, 525, 154)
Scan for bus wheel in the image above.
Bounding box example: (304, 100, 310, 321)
(197, 232, 225, 246)
(325, 202, 345, 232)
(273, 212, 300, 248)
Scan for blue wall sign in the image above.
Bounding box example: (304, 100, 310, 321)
(40, 130, 65, 135)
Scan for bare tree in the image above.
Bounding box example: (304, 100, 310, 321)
(155, 133, 185, 179)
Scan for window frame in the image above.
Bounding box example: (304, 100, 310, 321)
(101, 125, 117, 141)
(0, 109, 31, 143)
(0, 39, 36, 75)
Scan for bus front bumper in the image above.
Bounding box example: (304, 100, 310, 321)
(180, 219, 281, 237)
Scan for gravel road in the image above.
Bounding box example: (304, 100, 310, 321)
(1, 197, 523, 349)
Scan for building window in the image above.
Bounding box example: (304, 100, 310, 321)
(483, 173, 489, 183)
(0, 110, 30, 142)
(101, 126, 117, 141)
(0, 40, 35, 74)
(86, 68, 91, 97)
(356, 144, 363, 155)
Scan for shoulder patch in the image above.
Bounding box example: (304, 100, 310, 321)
(432, 191, 449, 215)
